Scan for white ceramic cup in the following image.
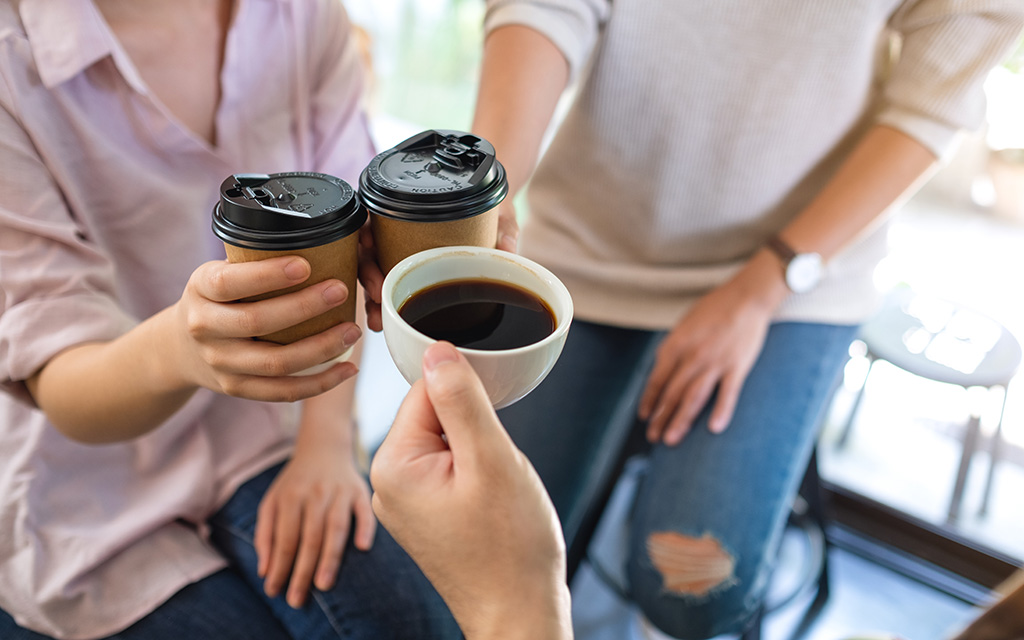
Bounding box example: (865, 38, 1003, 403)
(381, 246, 573, 409)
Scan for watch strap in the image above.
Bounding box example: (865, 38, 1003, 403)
(766, 234, 797, 265)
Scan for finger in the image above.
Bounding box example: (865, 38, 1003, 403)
(357, 256, 384, 305)
(644, 358, 702, 442)
(213, 321, 361, 377)
(638, 345, 682, 420)
(263, 497, 302, 599)
(209, 280, 352, 340)
(421, 341, 510, 470)
(710, 371, 744, 434)
(218, 360, 359, 403)
(370, 381, 446, 496)
(357, 226, 384, 305)
(192, 257, 310, 303)
(286, 497, 329, 608)
(365, 300, 383, 333)
(314, 497, 353, 592)
(255, 496, 277, 578)
(358, 223, 376, 252)
(664, 371, 719, 446)
(496, 210, 519, 253)
(351, 490, 377, 552)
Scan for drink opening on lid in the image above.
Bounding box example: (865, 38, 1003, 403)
(212, 172, 365, 251)
(358, 129, 508, 221)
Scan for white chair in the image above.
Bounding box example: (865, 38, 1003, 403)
(835, 287, 1022, 524)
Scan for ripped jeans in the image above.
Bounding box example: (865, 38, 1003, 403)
(496, 320, 857, 639)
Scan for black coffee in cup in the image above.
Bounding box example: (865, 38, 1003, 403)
(212, 172, 365, 344)
(398, 279, 555, 351)
(358, 130, 508, 274)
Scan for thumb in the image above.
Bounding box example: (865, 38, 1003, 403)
(421, 342, 510, 469)
(370, 381, 445, 497)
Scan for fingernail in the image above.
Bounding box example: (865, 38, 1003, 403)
(284, 259, 308, 281)
(423, 341, 459, 372)
(710, 418, 726, 433)
(323, 283, 347, 305)
(342, 325, 362, 347)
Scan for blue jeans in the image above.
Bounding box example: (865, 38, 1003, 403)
(497, 320, 857, 639)
(0, 463, 460, 640)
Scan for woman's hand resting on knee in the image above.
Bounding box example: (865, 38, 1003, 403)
(255, 429, 375, 609)
(638, 250, 788, 446)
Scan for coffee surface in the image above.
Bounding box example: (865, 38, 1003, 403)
(399, 279, 555, 350)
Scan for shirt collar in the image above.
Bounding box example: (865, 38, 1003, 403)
(19, 0, 147, 93)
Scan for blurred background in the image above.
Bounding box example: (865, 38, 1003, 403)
(345, 1, 1024, 637)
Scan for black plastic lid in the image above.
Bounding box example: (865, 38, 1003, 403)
(358, 130, 508, 222)
(212, 172, 365, 250)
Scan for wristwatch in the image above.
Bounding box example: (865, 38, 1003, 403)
(766, 235, 824, 294)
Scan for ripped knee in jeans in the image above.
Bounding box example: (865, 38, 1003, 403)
(646, 531, 737, 597)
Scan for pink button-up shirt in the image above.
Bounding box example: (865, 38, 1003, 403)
(0, 1, 375, 637)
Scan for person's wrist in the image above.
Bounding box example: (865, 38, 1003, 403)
(152, 303, 202, 394)
(463, 580, 571, 640)
(731, 249, 791, 313)
(294, 425, 355, 459)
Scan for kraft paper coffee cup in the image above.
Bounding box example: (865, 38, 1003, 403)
(358, 130, 508, 275)
(212, 172, 366, 345)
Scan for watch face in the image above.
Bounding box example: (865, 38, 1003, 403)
(787, 253, 824, 293)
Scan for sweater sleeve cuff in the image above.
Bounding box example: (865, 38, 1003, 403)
(0, 294, 137, 406)
(875, 105, 963, 162)
(484, 3, 599, 82)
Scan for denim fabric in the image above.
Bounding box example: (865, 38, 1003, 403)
(0, 463, 460, 640)
(207, 462, 460, 640)
(498, 319, 857, 639)
(0, 569, 292, 639)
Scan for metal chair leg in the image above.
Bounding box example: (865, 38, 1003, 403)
(979, 386, 1011, 518)
(948, 411, 983, 525)
(835, 355, 875, 450)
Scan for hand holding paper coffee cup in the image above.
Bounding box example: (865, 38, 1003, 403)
(359, 130, 508, 276)
(212, 172, 365, 373)
(381, 246, 572, 409)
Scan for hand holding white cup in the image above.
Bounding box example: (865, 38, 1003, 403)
(381, 246, 573, 409)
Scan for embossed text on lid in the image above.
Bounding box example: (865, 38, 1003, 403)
(212, 172, 366, 250)
(358, 130, 508, 222)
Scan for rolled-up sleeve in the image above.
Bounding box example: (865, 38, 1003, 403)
(0, 102, 135, 404)
(484, 0, 613, 82)
(880, 0, 1024, 159)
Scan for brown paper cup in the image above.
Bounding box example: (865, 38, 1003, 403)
(223, 233, 359, 344)
(371, 207, 498, 275)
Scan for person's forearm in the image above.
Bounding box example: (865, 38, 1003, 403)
(775, 124, 937, 262)
(296, 290, 370, 460)
(472, 25, 569, 197)
(295, 339, 362, 456)
(736, 124, 938, 304)
(26, 305, 197, 444)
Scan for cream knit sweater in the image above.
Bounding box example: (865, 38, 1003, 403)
(485, 0, 1024, 329)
